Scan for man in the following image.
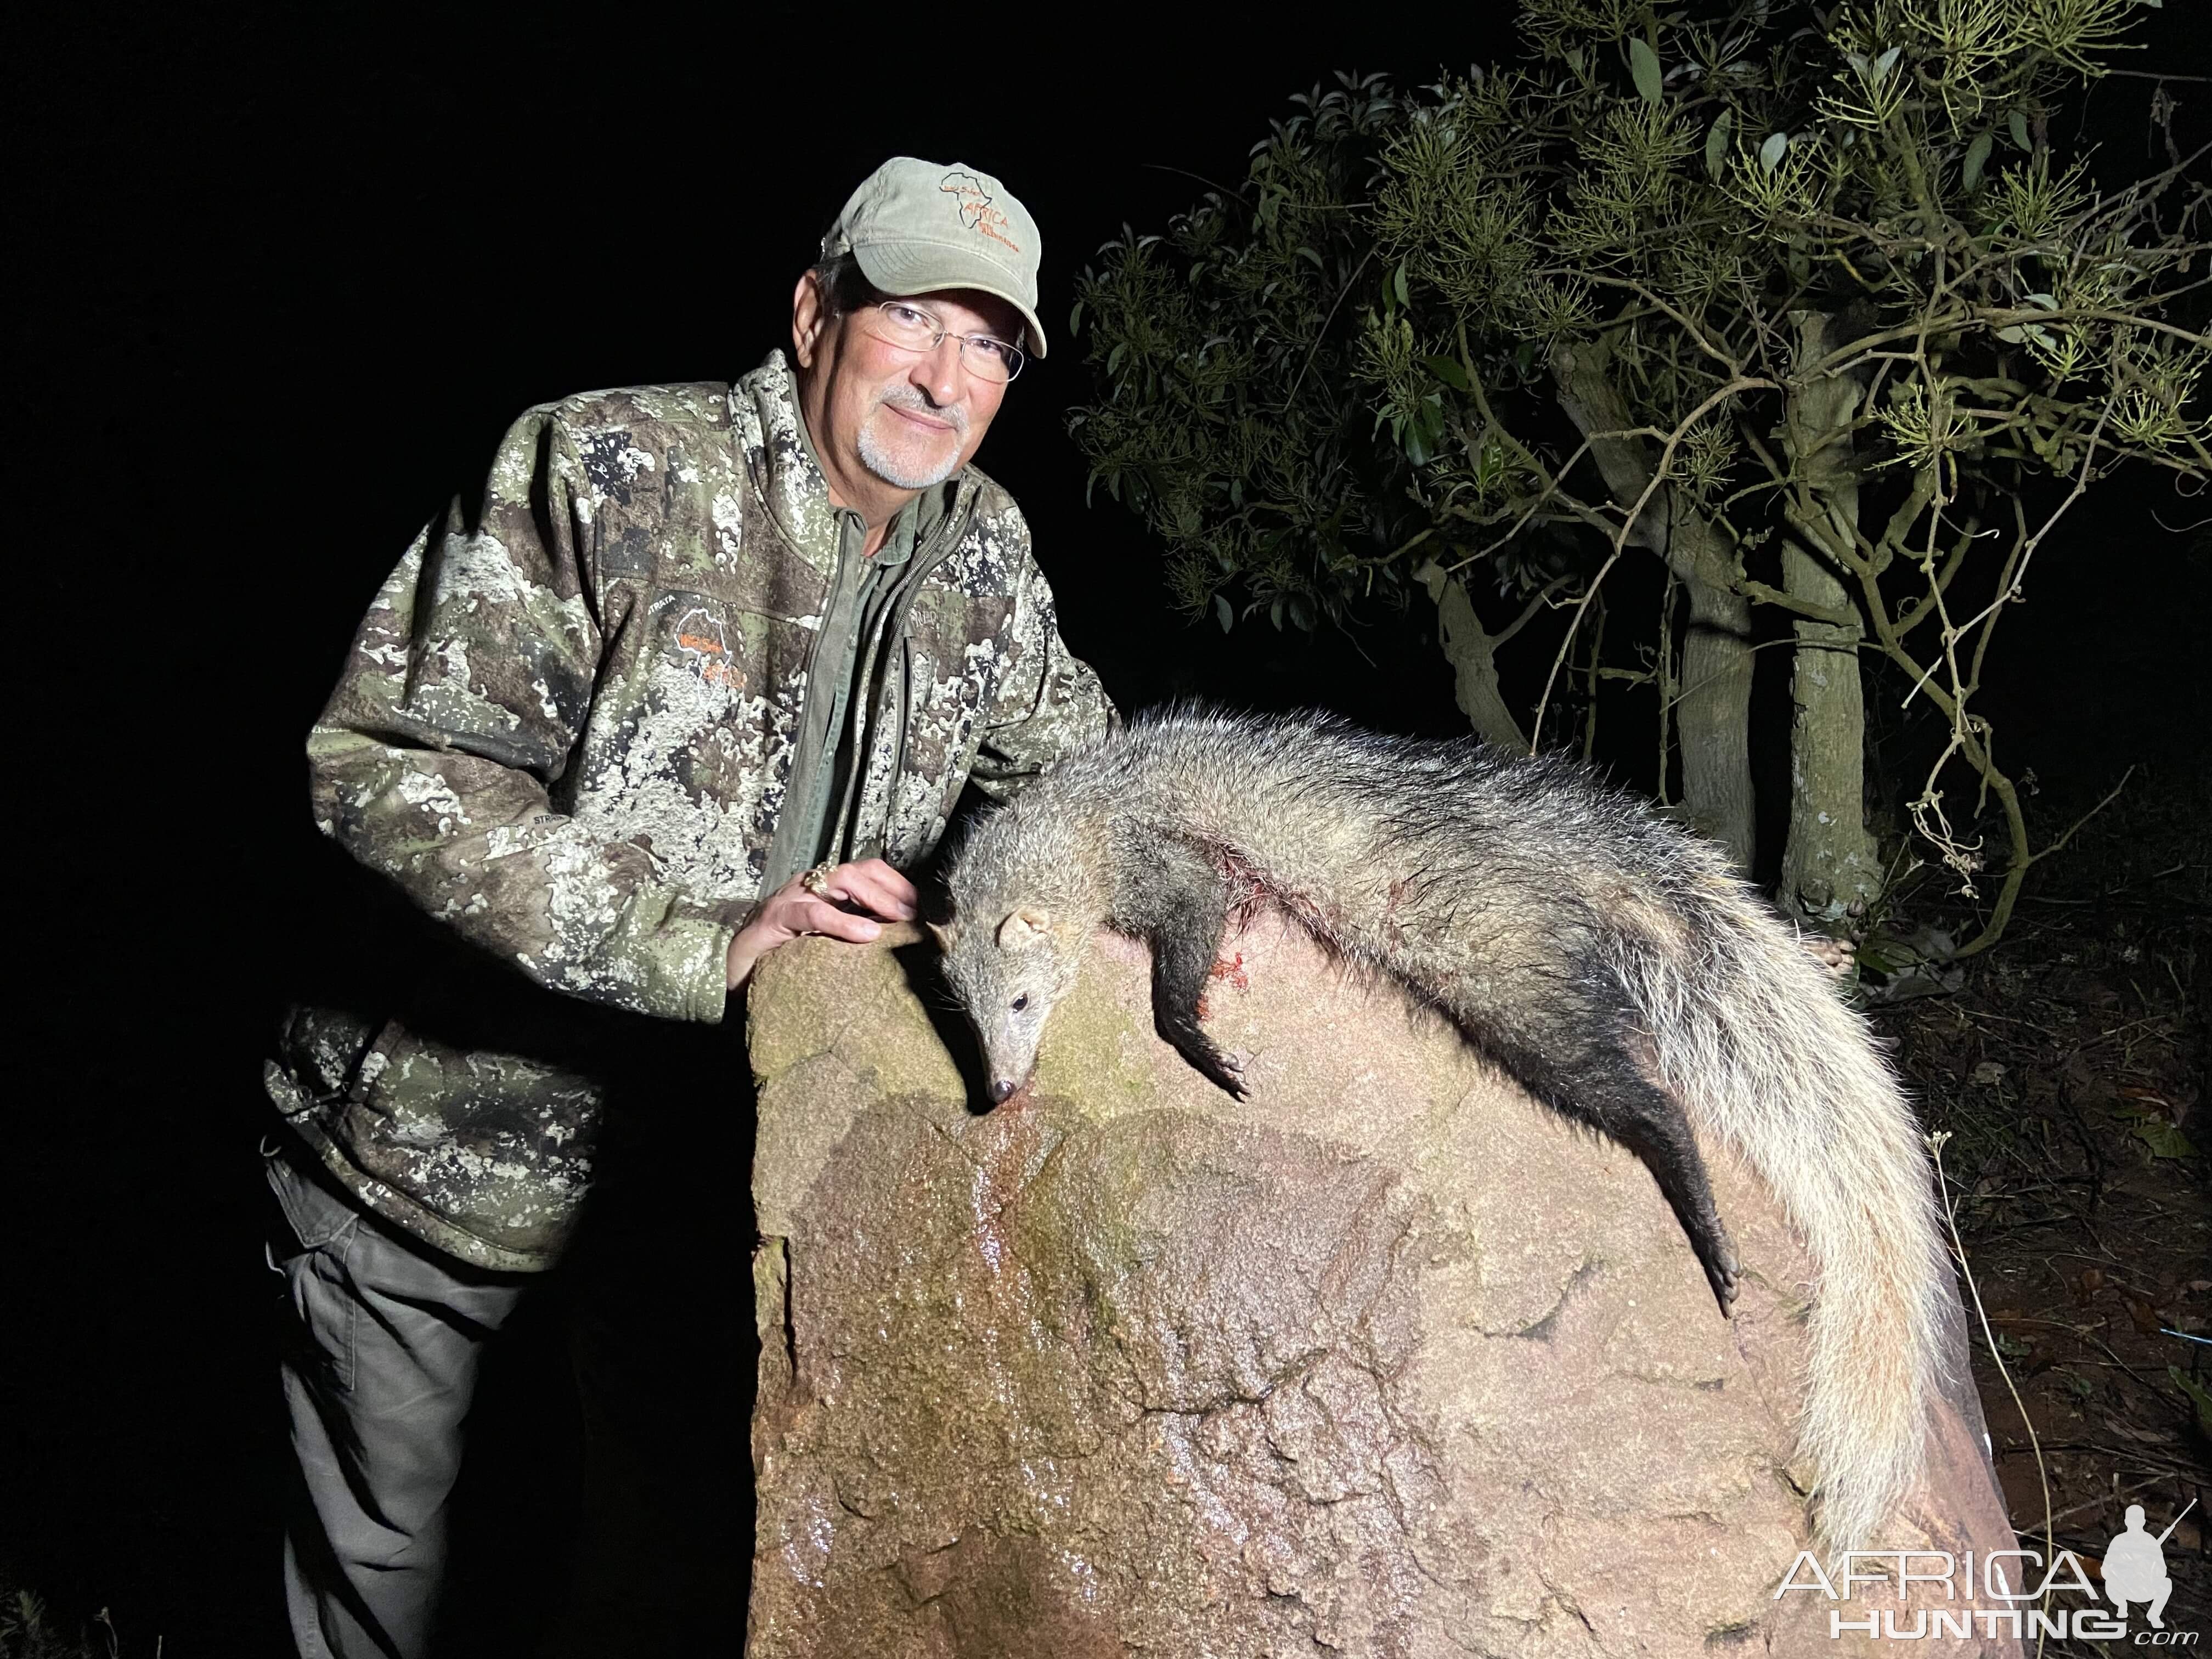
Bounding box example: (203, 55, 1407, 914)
(262, 156, 1115, 1658)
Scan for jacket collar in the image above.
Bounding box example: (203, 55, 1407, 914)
(733, 351, 968, 567)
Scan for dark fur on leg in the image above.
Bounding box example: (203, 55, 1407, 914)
(1485, 1030, 1742, 1312)
(1113, 836, 1246, 1098)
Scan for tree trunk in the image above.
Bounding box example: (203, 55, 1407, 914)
(1674, 578, 1757, 871)
(1779, 314, 1883, 926)
(1416, 561, 1528, 750)
(1778, 549, 1880, 923)
(1550, 338, 1757, 870)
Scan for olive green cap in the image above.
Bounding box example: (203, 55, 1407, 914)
(821, 156, 1047, 358)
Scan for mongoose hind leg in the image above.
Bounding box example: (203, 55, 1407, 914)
(1115, 836, 1246, 1098)
(1489, 1034, 1741, 1313)
(1604, 1092, 1741, 1313)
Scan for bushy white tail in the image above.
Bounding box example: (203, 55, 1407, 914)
(1621, 882, 1949, 1551)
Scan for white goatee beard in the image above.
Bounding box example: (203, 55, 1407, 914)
(856, 390, 968, 490)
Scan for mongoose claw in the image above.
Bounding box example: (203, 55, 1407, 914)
(1701, 1235, 1742, 1316)
(1156, 1009, 1249, 1098)
(1189, 1041, 1248, 1099)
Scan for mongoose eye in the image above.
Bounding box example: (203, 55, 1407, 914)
(1011, 995, 1028, 1012)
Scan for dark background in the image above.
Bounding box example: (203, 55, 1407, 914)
(10, 6, 2207, 1654)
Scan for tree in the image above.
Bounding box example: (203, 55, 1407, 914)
(1069, 0, 2207, 949)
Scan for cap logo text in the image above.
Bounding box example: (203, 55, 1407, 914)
(939, 171, 1022, 255)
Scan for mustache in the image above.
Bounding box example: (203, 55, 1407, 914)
(874, 385, 969, 437)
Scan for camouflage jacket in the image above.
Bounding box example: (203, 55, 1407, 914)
(265, 353, 1115, 1270)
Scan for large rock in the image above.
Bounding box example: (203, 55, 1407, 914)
(747, 913, 2025, 1657)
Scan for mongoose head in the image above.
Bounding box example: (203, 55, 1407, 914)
(931, 904, 1090, 1104)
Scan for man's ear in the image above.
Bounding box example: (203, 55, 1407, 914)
(926, 919, 954, 953)
(792, 269, 830, 369)
(995, 907, 1053, 949)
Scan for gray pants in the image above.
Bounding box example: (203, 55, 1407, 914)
(266, 1147, 531, 1659)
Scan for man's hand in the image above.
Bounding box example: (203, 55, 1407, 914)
(726, 858, 918, 990)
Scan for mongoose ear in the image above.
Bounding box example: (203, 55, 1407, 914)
(995, 907, 1054, 949)
(926, 920, 955, 953)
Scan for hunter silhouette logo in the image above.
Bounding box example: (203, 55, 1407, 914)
(939, 171, 1020, 254)
(2104, 1499, 2191, 1630)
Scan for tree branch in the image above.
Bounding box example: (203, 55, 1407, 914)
(1734, 578, 1857, 626)
(1530, 373, 1775, 754)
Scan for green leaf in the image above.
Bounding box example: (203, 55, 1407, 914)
(1296, 245, 1324, 269)
(1873, 46, 1901, 81)
(1106, 341, 1127, 376)
(1393, 261, 1411, 307)
(1759, 132, 1788, 173)
(1963, 131, 1993, 190)
(2119, 1105, 2196, 1160)
(1269, 597, 1285, 630)
(1421, 353, 1472, 392)
(1402, 397, 1447, 462)
(1705, 109, 1733, 181)
(1215, 593, 1234, 633)
(2171, 1367, 2211, 1436)
(1629, 37, 1663, 104)
(2008, 109, 2031, 151)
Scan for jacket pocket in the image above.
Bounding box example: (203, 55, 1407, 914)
(331, 1020, 605, 1262)
(270, 1161, 362, 1393)
(266, 1148, 363, 1254)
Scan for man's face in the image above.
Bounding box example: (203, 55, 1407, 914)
(793, 277, 1019, 498)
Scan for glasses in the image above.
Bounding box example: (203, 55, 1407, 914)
(856, 300, 1027, 384)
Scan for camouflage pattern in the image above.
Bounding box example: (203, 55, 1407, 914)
(264, 352, 1116, 1271)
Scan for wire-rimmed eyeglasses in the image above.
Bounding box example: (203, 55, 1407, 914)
(857, 300, 1027, 384)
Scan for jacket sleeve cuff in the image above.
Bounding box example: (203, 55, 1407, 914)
(624, 894, 755, 1024)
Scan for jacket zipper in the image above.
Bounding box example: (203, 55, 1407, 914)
(827, 486, 976, 860)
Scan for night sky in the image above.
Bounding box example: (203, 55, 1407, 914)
(12, 6, 2207, 1654)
